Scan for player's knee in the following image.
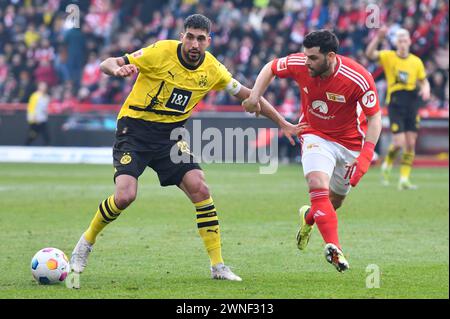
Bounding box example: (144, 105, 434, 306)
(393, 138, 405, 149)
(193, 180, 210, 200)
(306, 175, 328, 190)
(183, 170, 210, 199)
(393, 144, 402, 151)
(115, 189, 136, 210)
(405, 142, 416, 153)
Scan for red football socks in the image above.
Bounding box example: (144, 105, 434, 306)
(306, 188, 341, 249)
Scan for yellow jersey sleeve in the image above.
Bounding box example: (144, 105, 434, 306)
(118, 41, 235, 123)
(212, 60, 232, 91)
(378, 50, 392, 70)
(416, 57, 426, 80)
(125, 42, 161, 71)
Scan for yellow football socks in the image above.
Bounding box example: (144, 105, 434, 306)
(194, 197, 223, 266)
(385, 144, 400, 167)
(84, 195, 122, 244)
(400, 151, 415, 181)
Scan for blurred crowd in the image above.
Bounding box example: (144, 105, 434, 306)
(0, 0, 448, 115)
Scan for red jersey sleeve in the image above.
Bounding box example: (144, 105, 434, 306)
(356, 71, 380, 116)
(271, 53, 306, 79)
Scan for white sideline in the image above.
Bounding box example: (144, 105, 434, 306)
(0, 146, 112, 164)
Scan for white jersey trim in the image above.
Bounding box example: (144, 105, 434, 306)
(338, 69, 367, 92)
(356, 101, 366, 144)
(340, 64, 369, 89)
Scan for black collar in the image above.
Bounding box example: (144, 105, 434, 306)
(177, 43, 205, 70)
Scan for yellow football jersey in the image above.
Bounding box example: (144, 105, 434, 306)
(378, 50, 426, 104)
(118, 40, 232, 123)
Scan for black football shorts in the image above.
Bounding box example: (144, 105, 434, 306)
(112, 117, 200, 186)
(388, 90, 421, 134)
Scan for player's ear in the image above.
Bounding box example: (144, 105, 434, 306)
(327, 51, 336, 61)
(179, 32, 185, 42)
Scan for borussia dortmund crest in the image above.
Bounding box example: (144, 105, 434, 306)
(199, 75, 208, 87)
(120, 153, 132, 165)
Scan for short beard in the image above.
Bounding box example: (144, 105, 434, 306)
(184, 49, 201, 63)
(310, 59, 330, 77)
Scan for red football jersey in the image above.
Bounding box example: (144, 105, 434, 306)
(271, 53, 380, 151)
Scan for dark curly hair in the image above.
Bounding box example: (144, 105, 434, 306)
(184, 14, 211, 34)
(303, 30, 339, 54)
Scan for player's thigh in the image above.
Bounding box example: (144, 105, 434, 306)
(392, 132, 406, 148)
(152, 157, 202, 191)
(388, 104, 406, 135)
(112, 150, 149, 207)
(178, 169, 211, 203)
(149, 140, 201, 188)
(330, 148, 359, 196)
(301, 134, 336, 187)
(115, 174, 138, 203)
(404, 112, 420, 135)
(113, 149, 149, 182)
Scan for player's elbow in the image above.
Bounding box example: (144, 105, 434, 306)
(264, 61, 274, 74)
(368, 112, 382, 126)
(365, 51, 378, 61)
(364, 50, 373, 60)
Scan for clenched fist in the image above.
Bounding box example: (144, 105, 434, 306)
(114, 64, 139, 78)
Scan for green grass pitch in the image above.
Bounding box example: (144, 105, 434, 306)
(0, 163, 448, 299)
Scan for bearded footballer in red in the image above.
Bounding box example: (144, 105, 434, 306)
(243, 30, 382, 272)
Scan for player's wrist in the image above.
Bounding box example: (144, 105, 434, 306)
(248, 95, 260, 105)
(362, 141, 375, 151)
(360, 141, 375, 161)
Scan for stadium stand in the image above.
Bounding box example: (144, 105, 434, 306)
(0, 0, 448, 114)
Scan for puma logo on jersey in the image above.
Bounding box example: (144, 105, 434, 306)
(168, 71, 176, 80)
(326, 92, 346, 103)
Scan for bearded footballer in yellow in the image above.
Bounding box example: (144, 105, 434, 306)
(69, 14, 304, 284)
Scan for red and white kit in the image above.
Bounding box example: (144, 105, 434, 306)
(272, 53, 380, 194)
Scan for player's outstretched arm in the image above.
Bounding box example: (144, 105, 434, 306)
(233, 83, 308, 146)
(365, 26, 388, 61)
(350, 111, 382, 187)
(241, 61, 275, 113)
(100, 57, 139, 77)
